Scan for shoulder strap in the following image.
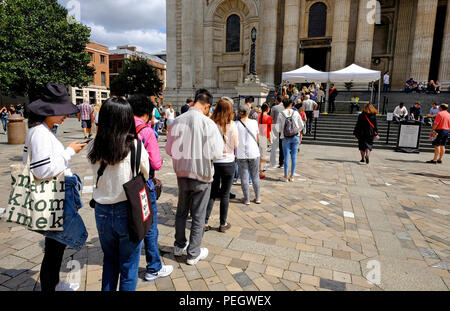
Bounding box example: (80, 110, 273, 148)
(96, 162, 107, 188)
(135, 140, 142, 176)
(136, 124, 149, 135)
(239, 120, 258, 145)
(365, 114, 375, 128)
(130, 141, 136, 177)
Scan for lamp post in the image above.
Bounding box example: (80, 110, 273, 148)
(249, 27, 257, 75)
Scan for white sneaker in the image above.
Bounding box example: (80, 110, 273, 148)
(173, 242, 189, 257)
(55, 281, 79, 291)
(144, 265, 174, 282)
(187, 248, 209, 265)
(280, 177, 289, 182)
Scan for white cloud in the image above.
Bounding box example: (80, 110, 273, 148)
(59, 0, 166, 53)
(88, 24, 166, 53)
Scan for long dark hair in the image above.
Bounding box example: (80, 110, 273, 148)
(88, 97, 137, 165)
(28, 112, 46, 129)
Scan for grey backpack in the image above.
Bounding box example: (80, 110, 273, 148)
(283, 112, 299, 137)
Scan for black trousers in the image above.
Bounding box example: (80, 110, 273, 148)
(205, 162, 235, 226)
(329, 100, 336, 113)
(40, 237, 66, 292)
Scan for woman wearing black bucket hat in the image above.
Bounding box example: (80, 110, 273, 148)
(25, 83, 89, 291)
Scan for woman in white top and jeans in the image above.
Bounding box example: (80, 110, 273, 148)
(88, 97, 150, 291)
(235, 104, 261, 205)
(165, 103, 175, 137)
(205, 97, 239, 232)
(279, 99, 304, 182)
(24, 83, 88, 292)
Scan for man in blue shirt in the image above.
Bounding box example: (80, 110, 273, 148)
(425, 102, 440, 126)
(409, 102, 423, 122)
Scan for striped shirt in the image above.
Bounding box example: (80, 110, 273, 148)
(79, 103, 93, 121)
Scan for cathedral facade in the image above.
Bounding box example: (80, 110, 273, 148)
(165, 0, 450, 107)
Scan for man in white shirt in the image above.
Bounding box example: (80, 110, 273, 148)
(383, 71, 390, 92)
(393, 102, 408, 124)
(269, 96, 285, 168)
(166, 89, 223, 266)
(302, 95, 318, 135)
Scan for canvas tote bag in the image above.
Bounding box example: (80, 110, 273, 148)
(2, 131, 65, 231)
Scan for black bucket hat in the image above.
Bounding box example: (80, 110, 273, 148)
(28, 83, 79, 116)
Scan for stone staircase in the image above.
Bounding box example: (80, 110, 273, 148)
(302, 113, 447, 154)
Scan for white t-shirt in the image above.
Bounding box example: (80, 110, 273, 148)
(165, 108, 175, 120)
(384, 74, 390, 85)
(235, 119, 260, 159)
(278, 109, 304, 139)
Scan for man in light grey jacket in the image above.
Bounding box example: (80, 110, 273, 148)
(166, 89, 224, 265)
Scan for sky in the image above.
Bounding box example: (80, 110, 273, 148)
(58, 0, 166, 53)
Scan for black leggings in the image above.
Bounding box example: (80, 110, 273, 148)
(40, 237, 66, 292)
(205, 162, 235, 226)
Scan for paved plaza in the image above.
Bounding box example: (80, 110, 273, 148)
(0, 118, 449, 291)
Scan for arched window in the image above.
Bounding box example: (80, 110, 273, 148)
(308, 2, 327, 38)
(226, 14, 241, 52)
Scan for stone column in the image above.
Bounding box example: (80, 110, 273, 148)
(410, 0, 438, 82)
(439, 1, 450, 88)
(354, 0, 375, 68)
(259, 0, 279, 87)
(165, 0, 177, 90)
(282, 0, 300, 72)
(330, 0, 351, 71)
(181, 0, 194, 89)
(391, 0, 415, 89)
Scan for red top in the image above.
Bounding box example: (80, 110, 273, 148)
(258, 113, 273, 139)
(434, 111, 450, 130)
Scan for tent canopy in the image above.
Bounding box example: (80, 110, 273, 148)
(281, 65, 329, 83)
(328, 64, 380, 82)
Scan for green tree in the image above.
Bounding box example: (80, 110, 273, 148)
(0, 0, 94, 101)
(110, 59, 163, 97)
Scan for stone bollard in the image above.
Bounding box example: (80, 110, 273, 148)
(7, 114, 27, 145)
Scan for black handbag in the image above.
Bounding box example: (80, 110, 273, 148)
(123, 141, 153, 242)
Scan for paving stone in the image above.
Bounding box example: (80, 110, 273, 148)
(314, 267, 333, 279)
(319, 278, 346, 291)
(228, 238, 299, 261)
(300, 274, 320, 287)
(229, 258, 249, 270)
(253, 277, 274, 291)
(419, 248, 439, 259)
(265, 266, 283, 278)
(298, 252, 361, 275)
(216, 269, 236, 285)
(282, 270, 300, 283)
(333, 271, 352, 283)
(233, 272, 253, 288)
(184, 269, 202, 281)
(246, 262, 267, 274)
(189, 279, 209, 291)
(240, 252, 265, 264)
(289, 262, 314, 275)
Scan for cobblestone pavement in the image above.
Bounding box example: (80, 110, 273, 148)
(0, 118, 449, 291)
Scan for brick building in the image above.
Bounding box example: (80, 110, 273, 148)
(69, 42, 110, 105)
(109, 45, 167, 104)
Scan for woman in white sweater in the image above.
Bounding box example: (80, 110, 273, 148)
(88, 97, 149, 291)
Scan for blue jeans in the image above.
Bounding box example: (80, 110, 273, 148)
(282, 136, 300, 176)
(95, 201, 143, 291)
(153, 122, 159, 139)
(1, 118, 7, 132)
(43, 174, 87, 251)
(144, 180, 162, 274)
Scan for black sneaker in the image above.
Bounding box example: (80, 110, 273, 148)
(437, 160, 442, 164)
(360, 159, 365, 163)
(219, 223, 231, 233)
(365, 156, 369, 164)
(204, 225, 212, 232)
(88, 134, 92, 138)
(229, 193, 236, 199)
(426, 160, 437, 164)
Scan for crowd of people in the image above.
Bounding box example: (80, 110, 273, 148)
(404, 78, 441, 94)
(11, 79, 450, 293)
(0, 104, 24, 134)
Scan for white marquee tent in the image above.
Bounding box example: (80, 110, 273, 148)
(281, 65, 329, 83)
(281, 64, 382, 112)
